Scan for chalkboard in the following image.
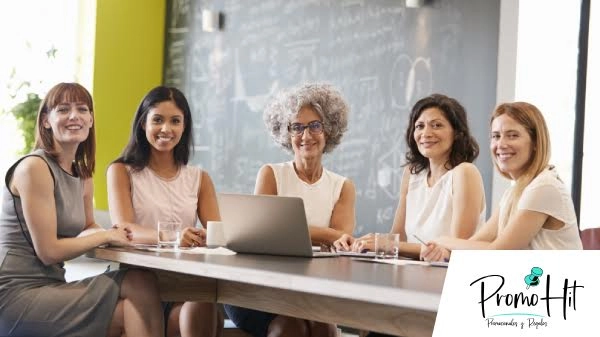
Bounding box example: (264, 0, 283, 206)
(163, 0, 500, 235)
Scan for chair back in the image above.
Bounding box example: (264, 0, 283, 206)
(580, 228, 600, 250)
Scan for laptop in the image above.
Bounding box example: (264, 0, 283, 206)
(217, 193, 337, 257)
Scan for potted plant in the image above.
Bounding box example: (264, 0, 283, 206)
(10, 92, 41, 154)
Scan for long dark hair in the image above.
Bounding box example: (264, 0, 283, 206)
(405, 93, 479, 174)
(114, 86, 194, 170)
(35, 82, 96, 178)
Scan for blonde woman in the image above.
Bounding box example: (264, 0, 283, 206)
(421, 102, 583, 261)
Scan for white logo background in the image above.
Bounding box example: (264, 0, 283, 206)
(433, 250, 597, 336)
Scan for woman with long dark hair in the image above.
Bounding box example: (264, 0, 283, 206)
(107, 86, 222, 337)
(335, 94, 486, 260)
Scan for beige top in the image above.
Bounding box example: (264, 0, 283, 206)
(129, 165, 202, 228)
(269, 161, 346, 228)
(498, 168, 583, 250)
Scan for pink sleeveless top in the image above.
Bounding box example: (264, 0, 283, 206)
(129, 165, 202, 228)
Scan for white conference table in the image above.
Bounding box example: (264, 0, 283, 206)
(89, 248, 446, 336)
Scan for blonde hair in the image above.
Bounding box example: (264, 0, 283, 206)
(491, 102, 551, 228)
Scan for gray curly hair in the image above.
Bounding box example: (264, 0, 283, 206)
(263, 82, 349, 154)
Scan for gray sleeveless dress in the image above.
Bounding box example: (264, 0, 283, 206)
(0, 150, 127, 337)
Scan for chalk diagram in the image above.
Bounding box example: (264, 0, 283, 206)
(374, 54, 433, 199)
(376, 143, 404, 200)
(390, 54, 433, 110)
(232, 48, 279, 113)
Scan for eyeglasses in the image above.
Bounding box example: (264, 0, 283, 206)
(288, 120, 324, 136)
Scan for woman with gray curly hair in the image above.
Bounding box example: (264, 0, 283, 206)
(224, 83, 356, 337)
(260, 82, 356, 245)
(264, 83, 349, 155)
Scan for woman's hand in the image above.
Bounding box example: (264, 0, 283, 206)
(180, 227, 206, 247)
(420, 242, 450, 262)
(350, 233, 375, 252)
(105, 226, 132, 247)
(333, 233, 355, 251)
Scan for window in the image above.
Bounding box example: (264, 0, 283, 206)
(0, 1, 82, 176)
(515, 0, 581, 192)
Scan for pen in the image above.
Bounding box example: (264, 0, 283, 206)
(412, 234, 428, 245)
(413, 234, 451, 263)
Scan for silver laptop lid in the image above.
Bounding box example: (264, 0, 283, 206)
(217, 193, 315, 257)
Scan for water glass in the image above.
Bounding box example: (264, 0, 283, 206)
(157, 220, 182, 248)
(375, 233, 388, 259)
(375, 233, 400, 259)
(385, 233, 400, 259)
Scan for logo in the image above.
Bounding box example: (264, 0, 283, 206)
(525, 267, 543, 289)
(433, 251, 597, 336)
(469, 265, 584, 330)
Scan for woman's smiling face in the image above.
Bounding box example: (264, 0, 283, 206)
(490, 113, 534, 180)
(144, 101, 185, 153)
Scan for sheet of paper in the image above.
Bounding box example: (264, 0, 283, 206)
(352, 257, 446, 267)
(133, 245, 236, 255)
(337, 251, 376, 258)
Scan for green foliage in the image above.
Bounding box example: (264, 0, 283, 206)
(3, 46, 57, 155)
(10, 93, 41, 154)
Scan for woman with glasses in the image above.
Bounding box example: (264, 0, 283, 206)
(333, 94, 486, 261)
(224, 82, 356, 337)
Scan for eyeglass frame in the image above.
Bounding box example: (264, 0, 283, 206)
(288, 120, 325, 136)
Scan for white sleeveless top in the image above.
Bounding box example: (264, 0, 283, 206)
(498, 168, 582, 250)
(269, 161, 346, 228)
(405, 168, 486, 243)
(129, 165, 202, 228)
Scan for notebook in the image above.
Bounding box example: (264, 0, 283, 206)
(217, 193, 337, 258)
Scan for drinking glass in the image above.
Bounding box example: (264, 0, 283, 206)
(157, 220, 182, 248)
(374, 233, 388, 259)
(385, 233, 400, 259)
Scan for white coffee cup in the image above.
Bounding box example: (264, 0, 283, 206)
(206, 221, 225, 248)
